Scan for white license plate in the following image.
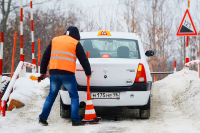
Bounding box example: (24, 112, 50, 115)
(91, 92, 120, 99)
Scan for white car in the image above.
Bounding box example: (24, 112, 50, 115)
(60, 30, 154, 119)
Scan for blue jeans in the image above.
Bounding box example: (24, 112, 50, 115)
(39, 75, 81, 122)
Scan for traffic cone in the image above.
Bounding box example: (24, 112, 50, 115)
(82, 76, 101, 123)
(82, 51, 101, 123)
(84, 88, 97, 120)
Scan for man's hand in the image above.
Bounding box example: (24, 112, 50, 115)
(46, 71, 50, 77)
(37, 74, 46, 83)
(87, 75, 92, 79)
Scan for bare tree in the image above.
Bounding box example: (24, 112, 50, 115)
(3, 7, 78, 73)
(141, 0, 178, 80)
(0, 0, 49, 33)
(124, 0, 141, 34)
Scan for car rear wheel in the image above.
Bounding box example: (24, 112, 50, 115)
(60, 97, 71, 118)
(139, 109, 150, 119)
(139, 97, 150, 119)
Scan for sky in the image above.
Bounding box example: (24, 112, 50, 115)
(2, 0, 200, 32)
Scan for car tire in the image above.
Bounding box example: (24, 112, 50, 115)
(1, 81, 10, 99)
(60, 97, 71, 118)
(139, 97, 150, 119)
(139, 109, 150, 119)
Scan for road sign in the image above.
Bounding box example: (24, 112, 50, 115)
(176, 9, 197, 36)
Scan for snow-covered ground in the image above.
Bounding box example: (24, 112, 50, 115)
(0, 69, 200, 133)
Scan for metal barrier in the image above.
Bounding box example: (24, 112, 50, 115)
(151, 72, 174, 82)
(185, 60, 200, 78)
(151, 72, 174, 74)
(0, 61, 36, 117)
(2, 73, 12, 76)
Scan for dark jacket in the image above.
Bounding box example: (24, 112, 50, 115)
(40, 26, 91, 76)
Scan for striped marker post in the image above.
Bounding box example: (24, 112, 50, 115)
(19, 0, 26, 77)
(185, 1, 190, 68)
(199, 31, 200, 78)
(0, 32, 4, 107)
(188, 0, 190, 8)
(30, 1, 36, 73)
(174, 61, 176, 72)
(185, 36, 189, 64)
(0, 32, 5, 116)
(20, 0, 24, 61)
(38, 38, 40, 73)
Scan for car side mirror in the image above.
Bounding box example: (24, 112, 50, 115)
(145, 50, 154, 57)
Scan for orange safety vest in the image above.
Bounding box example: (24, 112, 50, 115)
(49, 35, 79, 73)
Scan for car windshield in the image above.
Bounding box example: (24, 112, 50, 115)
(80, 39, 140, 59)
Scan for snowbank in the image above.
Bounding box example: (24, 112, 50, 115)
(154, 69, 200, 124)
(7, 73, 50, 106)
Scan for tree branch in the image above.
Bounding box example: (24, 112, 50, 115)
(10, 0, 50, 12)
(2, 0, 6, 15)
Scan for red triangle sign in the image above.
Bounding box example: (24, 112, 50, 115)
(176, 9, 197, 36)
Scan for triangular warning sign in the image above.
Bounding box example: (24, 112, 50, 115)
(176, 9, 197, 36)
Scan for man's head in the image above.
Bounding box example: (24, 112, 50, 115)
(64, 26, 80, 41)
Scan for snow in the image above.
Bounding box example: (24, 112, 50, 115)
(7, 73, 49, 106)
(0, 69, 200, 133)
(154, 69, 200, 128)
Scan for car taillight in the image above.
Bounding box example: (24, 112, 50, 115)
(102, 54, 110, 58)
(135, 63, 146, 82)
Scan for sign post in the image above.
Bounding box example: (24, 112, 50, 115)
(199, 32, 200, 78)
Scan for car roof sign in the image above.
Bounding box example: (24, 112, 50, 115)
(97, 30, 111, 36)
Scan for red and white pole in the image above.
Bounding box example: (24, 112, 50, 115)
(0, 32, 3, 99)
(198, 0, 200, 77)
(30, 1, 36, 73)
(30, 1, 34, 60)
(38, 38, 40, 73)
(0, 32, 5, 117)
(20, 0, 24, 61)
(185, 36, 189, 64)
(185, 0, 190, 68)
(19, 0, 26, 77)
(174, 61, 176, 72)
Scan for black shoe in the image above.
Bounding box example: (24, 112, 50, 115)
(38, 118, 48, 126)
(72, 120, 85, 126)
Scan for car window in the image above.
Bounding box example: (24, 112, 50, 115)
(80, 39, 140, 59)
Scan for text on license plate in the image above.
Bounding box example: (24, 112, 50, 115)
(91, 92, 120, 99)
